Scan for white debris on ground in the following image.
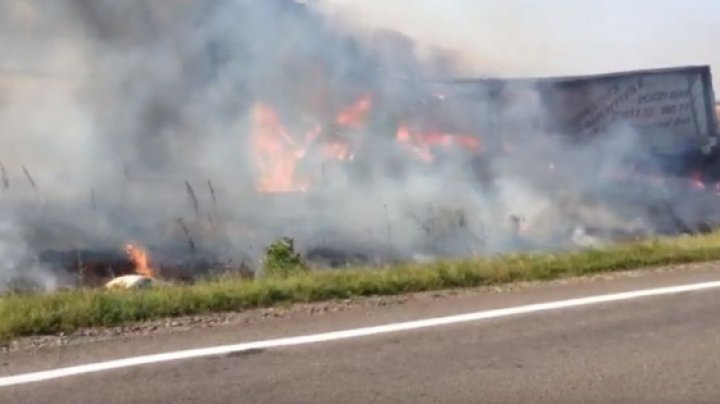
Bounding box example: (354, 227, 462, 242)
(104, 275, 155, 290)
(570, 226, 606, 248)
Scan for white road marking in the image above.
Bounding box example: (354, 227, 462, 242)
(2, 279, 720, 387)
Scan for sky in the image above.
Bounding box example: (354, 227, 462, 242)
(320, 0, 720, 91)
(2, 0, 719, 90)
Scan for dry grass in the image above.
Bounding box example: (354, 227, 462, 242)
(2, 232, 720, 341)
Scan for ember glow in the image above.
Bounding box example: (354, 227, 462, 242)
(124, 244, 156, 279)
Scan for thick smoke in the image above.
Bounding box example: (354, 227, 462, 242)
(316, 0, 720, 93)
(0, 0, 713, 290)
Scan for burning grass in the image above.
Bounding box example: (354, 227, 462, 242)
(2, 231, 720, 341)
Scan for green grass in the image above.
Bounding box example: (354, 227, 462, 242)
(2, 232, 720, 341)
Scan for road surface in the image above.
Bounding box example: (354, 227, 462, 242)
(2, 264, 720, 403)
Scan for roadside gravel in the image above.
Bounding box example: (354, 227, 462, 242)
(2, 260, 711, 353)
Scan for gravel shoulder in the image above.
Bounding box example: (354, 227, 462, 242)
(4, 260, 720, 403)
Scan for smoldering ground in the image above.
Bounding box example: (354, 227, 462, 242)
(0, 0, 714, 291)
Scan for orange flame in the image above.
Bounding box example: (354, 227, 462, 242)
(124, 244, 156, 279)
(335, 95, 372, 129)
(251, 103, 310, 193)
(396, 125, 482, 162)
(304, 124, 323, 143)
(396, 126, 435, 162)
(250, 96, 373, 192)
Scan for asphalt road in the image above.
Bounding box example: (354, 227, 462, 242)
(3, 264, 720, 403)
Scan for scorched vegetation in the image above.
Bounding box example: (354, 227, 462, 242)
(2, 232, 720, 341)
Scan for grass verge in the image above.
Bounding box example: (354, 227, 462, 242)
(3, 232, 720, 341)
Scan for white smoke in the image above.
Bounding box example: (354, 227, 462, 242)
(0, 215, 61, 293)
(317, 0, 720, 93)
(0, 0, 714, 290)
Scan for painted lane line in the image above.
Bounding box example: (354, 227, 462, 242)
(2, 279, 720, 388)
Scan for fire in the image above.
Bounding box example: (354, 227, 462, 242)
(396, 126, 435, 162)
(251, 103, 310, 193)
(304, 124, 323, 143)
(251, 95, 485, 189)
(335, 95, 372, 129)
(396, 125, 482, 162)
(250, 96, 373, 192)
(124, 244, 156, 279)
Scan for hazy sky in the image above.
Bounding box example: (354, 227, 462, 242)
(2, 0, 719, 92)
(321, 0, 720, 91)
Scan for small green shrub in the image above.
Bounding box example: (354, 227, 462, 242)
(263, 237, 308, 278)
(3, 232, 720, 341)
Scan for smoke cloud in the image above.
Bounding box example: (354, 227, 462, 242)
(317, 0, 720, 92)
(0, 0, 716, 291)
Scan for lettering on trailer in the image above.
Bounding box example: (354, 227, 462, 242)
(544, 68, 717, 155)
(575, 79, 643, 133)
(574, 82, 697, 134)
(613, 89, 694, 129)
(452, 66, 717, 156)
